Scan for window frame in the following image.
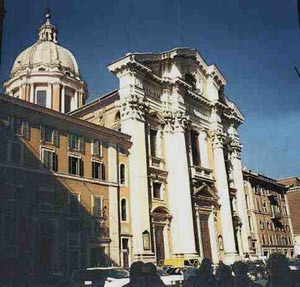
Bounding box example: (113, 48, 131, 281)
(91, 139, 103, 157)
(120, 198, 128, 222)
(35, 86, 50, 108)
(119, 163, 126, 185)
(68, 134, 85, 153)
(40, 147, 58, 172)
(68, 154, 84, 177)
(7, 140, 24, 166)
(91, 159, 105, 180)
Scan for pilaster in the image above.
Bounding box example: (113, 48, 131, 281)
(107, 143, 120, 265)
(230, 138, 250, 254)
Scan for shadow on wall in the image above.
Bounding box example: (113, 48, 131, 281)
(0, 118, 117, 283)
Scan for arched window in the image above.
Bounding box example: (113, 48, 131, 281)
(120, 164, 126, 185)
(121, 198, 127, 221)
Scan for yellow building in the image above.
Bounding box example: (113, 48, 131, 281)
(243, 169, 294, 259)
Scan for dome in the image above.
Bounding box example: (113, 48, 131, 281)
(11, 11, 80, 78)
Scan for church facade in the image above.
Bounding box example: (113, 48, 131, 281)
(72, 48, 253, 264)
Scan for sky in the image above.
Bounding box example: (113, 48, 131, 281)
(1, 0, 299, 179)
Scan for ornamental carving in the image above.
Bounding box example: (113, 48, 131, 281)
(230, 138, 243, 160)
(162, 110, 189, 132)
(212, 130, 226, 149)
(120, 94, 149, 121)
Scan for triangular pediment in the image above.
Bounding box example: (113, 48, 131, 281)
(193, 183, 219, 200)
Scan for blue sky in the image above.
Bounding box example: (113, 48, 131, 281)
(1, 0, 299, 179)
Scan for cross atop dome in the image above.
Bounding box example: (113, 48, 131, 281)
(38, 8, 58, 43)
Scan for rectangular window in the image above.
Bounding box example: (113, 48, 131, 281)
(150, 129, 157, 157)
(92, 160, 105, 180)
(40, 126, 59, 146)
(92, 140, 103, 157)
(8, 141, 23, 165)
(69, 134, 84, 152)
(36, 90, 47, 107)
(69, 156, 84, 176)
(41, 148, 58, 171)
(9, 117, 30, 139)
(153, 182, 162, 199)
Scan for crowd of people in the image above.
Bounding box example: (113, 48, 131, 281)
(124, 253, 300, 287)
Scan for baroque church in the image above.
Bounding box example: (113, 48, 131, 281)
(0, 12, 270, 273)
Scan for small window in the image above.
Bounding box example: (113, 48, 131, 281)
(121, 198, 127, 221)
(41, 126, 59, 146)
(69, 134, 84, 152)
(69, 156, 84, 176)
(92, 160, 105, 180)
(120, 164, 126, 185)
(191, 130, 200, 166)
(218, 235, 224, 250)
(9, 117, 30, 139)
(41, 148, 58, 172)
(36, 90, 47, 107)
(153, 182, 162, 199)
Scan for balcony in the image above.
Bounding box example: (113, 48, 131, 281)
(271, 211, 282, 219)
(190, 166, 213, 182)
(149, 156, 165, 171)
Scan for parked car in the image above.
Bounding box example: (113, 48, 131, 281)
(69, 267, 130, 287)
(244, 261, 268, 281)
(289, 260, 300, 271)
(157, 268, 184, 286)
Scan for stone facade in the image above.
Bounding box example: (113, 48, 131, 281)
(243, 170, 294, 259)
(278, 177, 300, 257)
(72, 48, 252, 264)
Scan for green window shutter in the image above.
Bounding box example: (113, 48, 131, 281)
(53, 152, 58, 172)
(40, 126, 45, 143)
(53, 130, 59, 147)
(23, 121, 30, 140)
(68, 135, 72, 149)
(79, 159, 84, 177)
(68, 156, 72, 174)
(101, 163, 106, 180)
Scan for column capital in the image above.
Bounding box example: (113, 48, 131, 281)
(230, 139, 243, 160)
(121, 94, 149, 121)
(163, 110, 189, 132)
(212, 130, 226, 149)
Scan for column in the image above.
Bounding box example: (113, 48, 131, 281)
(107, 142, 120, 265)
(212, 132, 237, 263)
(231, 144, 250, 254)
(74, 91, 79, 110)
(61, 85, 65, 113)
(164, 116, 197, 257)
(48, 83, 52, 109)
(30, 83, 34, 103)
(196, 210, 204, 258)
(52, 83, 61, 112)
(120, 96, 155, 262)
(198, 130, 209, 169)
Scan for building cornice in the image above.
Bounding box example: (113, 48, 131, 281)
(0, 93, 131, 147)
